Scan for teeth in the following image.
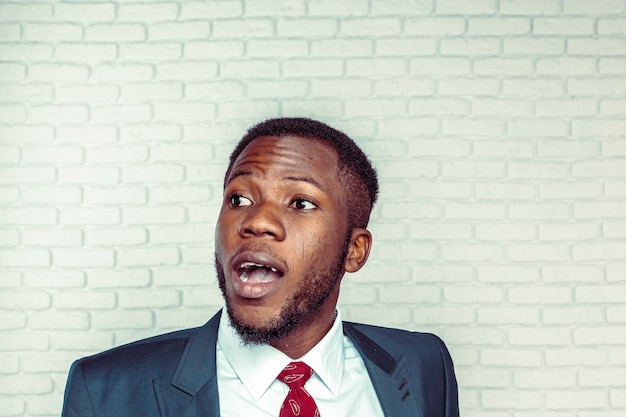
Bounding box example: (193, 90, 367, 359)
(239, 262, 278, 273)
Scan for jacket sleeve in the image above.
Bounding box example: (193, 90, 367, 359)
(435, 336, 459, 417)
(61, 360, 96, 417)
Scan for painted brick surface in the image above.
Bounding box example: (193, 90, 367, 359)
(1, 0, 625, 416)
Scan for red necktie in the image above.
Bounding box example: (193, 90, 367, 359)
(277, 361, 320, 417)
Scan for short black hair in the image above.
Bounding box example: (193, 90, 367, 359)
(224, 117, 379, 229)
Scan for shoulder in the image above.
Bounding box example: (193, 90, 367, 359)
(343, 321, 451, 359)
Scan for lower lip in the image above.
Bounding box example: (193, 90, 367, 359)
(232, 274, 281, 299)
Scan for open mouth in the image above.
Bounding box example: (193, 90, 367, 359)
(237, 261, 284, 283)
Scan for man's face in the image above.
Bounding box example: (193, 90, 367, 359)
(215, 135, 351, 345)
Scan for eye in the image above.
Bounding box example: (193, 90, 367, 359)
(290, 198, 317, 210)
(229, 194, 252, 207)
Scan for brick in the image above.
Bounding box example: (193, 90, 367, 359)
(29, 311, 89, 330)
(122, 164, 184, 183)
(475, 224, 535, 241)
(410, 223, 472, 240)
(374, 79, 434, 97)
(534, 18, 594, 35)
(93, 64, 154, 82)
(575, 285, 626, 303)
(248, 40, 308, 57)
(473, 141, 534, 158)
(445, 286, 504, 303)
(83, 187, 146, 205)
(0, 145, 19, 163)
(149, 225, 213, 244)
(0, 333, 49, 351)
(574, 326, 626, 345)
(118, 289, 180, 309)
(472, 99, 532, 116)
(503, 37, 564, 55)
(409, 180, 472, 199)
(339, 286, 378, 305)
(92, 104, 152, 123)
(503, 78, 564, 97)
(574, 202, 626, 218)
(604, 222, 626, 238)
(0, 44, 52, 61)
(59, 207, 121, 225)
(118, 3, 178, 21)
(568, 39, 626, 56)
(538, 140, 599, 159)
(183, 43, 244, 60)
(441, 79, 502, 96)
(574, 242, 626, 260)
(346, 307, 411, 326)
(85, 228, 147, 247)
(482, 390, 543, 409)
(378, 242, 437, 261)
(59, 167, 120, 185)
(603, 140, 626, 156)
(412, 306, 475, 325)
(507, 244, 570, 262)
(0, 229, 18, 247)
(609, 348, 626, 365)
(598, 18, 626, 35)
(436, 0, 496, 14)
(91, 310, 153, 330)
(0, 207, 56, 225)
(123, 207, 185, 225)
(473, 180, 536, 200)
(117, 247, 180, 267)
(543, 306, 604, 324)
(277, 18, 337, 37)
(24, 23, 82, 41)
(186, 81, 245, 100)
(0, 312, 26, 330)
(542, 265, 603, 283)
(537, 57, 597, 75)
(119, 43, 182, 61)
(515, 370, 576, 388)
(442, 161, 506, 178)
(22, 352, 78, 373)
(213, 19, 273, 38)
(445, 202, 507, 219)
(121, 124, 181, 143)
(378, 118, 439, 137)
(508, 286, 571, 304)
(568, 79, 626, 96)
(29, 64, 89, 82)
(150, 144, 213, 162)
(220, 100, 280, 119)
(0, 354, 19, 373)
(405, 17, 464, 35)
(88, 269, 150, 288)
(509, 328, 571, 346)
(52, 249, 115, 268)
(468, 17, 530, 34)
(379, 285, 440, 303)
(0, 291, 50, 310)
(410, 58, 470, 75)
(85, 23, 147, 42)
(606, 263, 626, 282)
(150, 185, 210, 203)
(180, 1, 242, 19)
(410, 98, 469, 115)
(245, 0, 305, 16)
(0, 187, 18, 205)
(0, 104, 25, 123)
(546, 348, 606, 366)
(85, 146, 148, 165)
(155, 102, 216, 122)
(311, 39, 372, 57)
(248, 81, 307, 99)
(308, 0, 368, 16)
(508, 162, 569, 179)
(608, 305, 626, 323)
(353, 264, 411, 284)
(441, 244, 502, 262)
(121, 82, 182, 101)
(539, 223, 600, 240)
(345, 99, 404, 117)
(58, 126, 117, 144)
(52, 331, 113, 351)
(341, 18, 401, 36)
(546, 391, 608, 410)
(508, 120, 568, 137)
(0, 374, 53, 395)
(153, 266, 213, 287)
(480, 348, 543, 367)
(564, 0, 625, 14)
(0, 3, 53, 20)
(55, 3, 115, 21)
(23, 270, 84, 288)
(346, 58, 405, 76)
(21, 228, 82, 247)
(150, 21, 211, 40)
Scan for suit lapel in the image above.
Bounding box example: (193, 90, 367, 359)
(344, 323, 426, 417)
(154, 312, 222, 417)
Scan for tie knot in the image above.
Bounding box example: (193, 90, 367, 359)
(277, 361, 314, 388)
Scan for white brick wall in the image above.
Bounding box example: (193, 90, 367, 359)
(1, 0, 625, 415)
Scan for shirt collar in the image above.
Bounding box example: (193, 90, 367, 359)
(217, 308, 345, 400)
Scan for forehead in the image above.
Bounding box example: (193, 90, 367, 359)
(229, 135, 341, 181)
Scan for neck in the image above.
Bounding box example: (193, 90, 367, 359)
(271, 306, 338, 359)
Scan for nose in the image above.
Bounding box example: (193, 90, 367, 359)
(238, 200, 286, 241)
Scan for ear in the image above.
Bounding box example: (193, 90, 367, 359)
(344, 228, 372, 273)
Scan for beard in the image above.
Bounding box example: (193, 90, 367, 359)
(215, 232, 351, 346)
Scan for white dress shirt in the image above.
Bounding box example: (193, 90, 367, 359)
(216, 309, 385, 417)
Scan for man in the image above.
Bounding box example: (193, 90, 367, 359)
(61, 117, 459, 417)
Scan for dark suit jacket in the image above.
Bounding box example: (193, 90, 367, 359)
(61, 311, 459, 417)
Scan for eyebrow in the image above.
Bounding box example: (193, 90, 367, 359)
(227, 170, 326, 192)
